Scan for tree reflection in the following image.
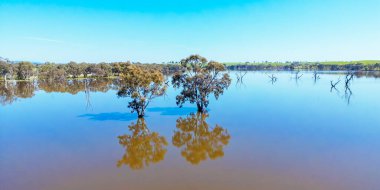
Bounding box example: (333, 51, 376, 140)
(172, 113, 230, 165)
(38, 78, 117, 95)
(0, 79, 118, 106)
(0, 81, 36, 105)
(117, 118, 168, 170)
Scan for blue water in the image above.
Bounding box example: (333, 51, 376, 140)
(1, 71, 380, 190)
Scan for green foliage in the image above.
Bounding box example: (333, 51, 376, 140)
(117, 64, 167, 118)
(65, 61, 83, 78)
(225, 60, 380, 71)
(172, 55, 231, 112)
(0, 60, 12, 80)
(16, 62, 35, 80)
(38, 63, 66, 81)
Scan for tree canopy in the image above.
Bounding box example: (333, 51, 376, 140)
(117, 64, 167, 118)
(172, 55, 231, 112)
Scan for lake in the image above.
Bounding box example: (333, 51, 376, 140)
(1, 71, 380, 190)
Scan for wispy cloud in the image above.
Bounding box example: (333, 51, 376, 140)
(23, 36, 65, 44)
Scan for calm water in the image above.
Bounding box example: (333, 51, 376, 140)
(1, 71, 380, 190)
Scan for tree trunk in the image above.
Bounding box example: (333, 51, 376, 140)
(138, 108, 145, 118)
(197, 103, 205, 113)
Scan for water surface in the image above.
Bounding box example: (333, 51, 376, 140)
(1, 71, 380, 190)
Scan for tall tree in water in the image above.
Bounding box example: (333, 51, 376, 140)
(117, 64, 167, 118)
(172, 55, 231, 113)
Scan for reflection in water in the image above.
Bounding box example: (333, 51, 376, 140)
(0, 81, 36, 105)
(117, 118, 168, 170)
(1, 72, 378, 106)
(38, 78, 118, 95)
(329, 75, 355, 105)
(235, 69, 247, 87)
(172, 113, 230, 165)
(313, 70, 320, 84)
(0, 78, 118, 106)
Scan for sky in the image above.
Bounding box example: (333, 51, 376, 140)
(0, 0, 379, 63)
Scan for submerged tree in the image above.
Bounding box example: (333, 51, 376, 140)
(117, 118, 168, 170)
(172, 113, 230, 165)
(117, 64, 167, 118)
(172, 55, 231, 113)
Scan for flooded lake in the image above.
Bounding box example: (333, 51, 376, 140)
(1, 71, 380, 190)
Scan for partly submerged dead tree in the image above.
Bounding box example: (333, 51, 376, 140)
(292, 71, 303, 84)
(343, 72, 354, 105)
(295, 71, 303, 80)
(266, 73, 278, 84)
(235, 68, 247, 84)
(330, 78, 341, 92)
(313, 70, 320, 83)
(345, 72, 354, 87)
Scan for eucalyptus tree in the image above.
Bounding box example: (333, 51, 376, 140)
(38, 63, 66, 81)
(117, 64, 167, 118)
(66, 61, 83, 78)
(0, 60, 12, 80)
(16, 61, 35, 80)
(172, 55, 231, 113)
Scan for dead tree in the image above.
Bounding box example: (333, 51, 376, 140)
(291, 71, 303, 84)
(295, 71, 303, 80)
(266, 73, 277, 84)
(330, 78, 341, 92)
(84, 78, 92, 110)
(343, 72, 354, 105)
(344, 72, 354, 87)
(235, 66, 248, 86)
(236, 68, 247, 84)
(313, 70, 320, 83)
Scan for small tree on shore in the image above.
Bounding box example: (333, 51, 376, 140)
(117, 64, 167, 118)
(172, 55, 231, 113)
(0, 60, 12, 80)
(66, 61, 83, 78)
(16, 62, 35, 80)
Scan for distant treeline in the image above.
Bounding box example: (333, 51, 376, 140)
(2, 58, 380, 81)
(226, 61, 380, 71)
(0, 60, 182, 81)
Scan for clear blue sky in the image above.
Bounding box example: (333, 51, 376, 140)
(1, 0, 379, 63)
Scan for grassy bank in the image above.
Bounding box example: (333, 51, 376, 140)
(224, 60, 380, 71)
